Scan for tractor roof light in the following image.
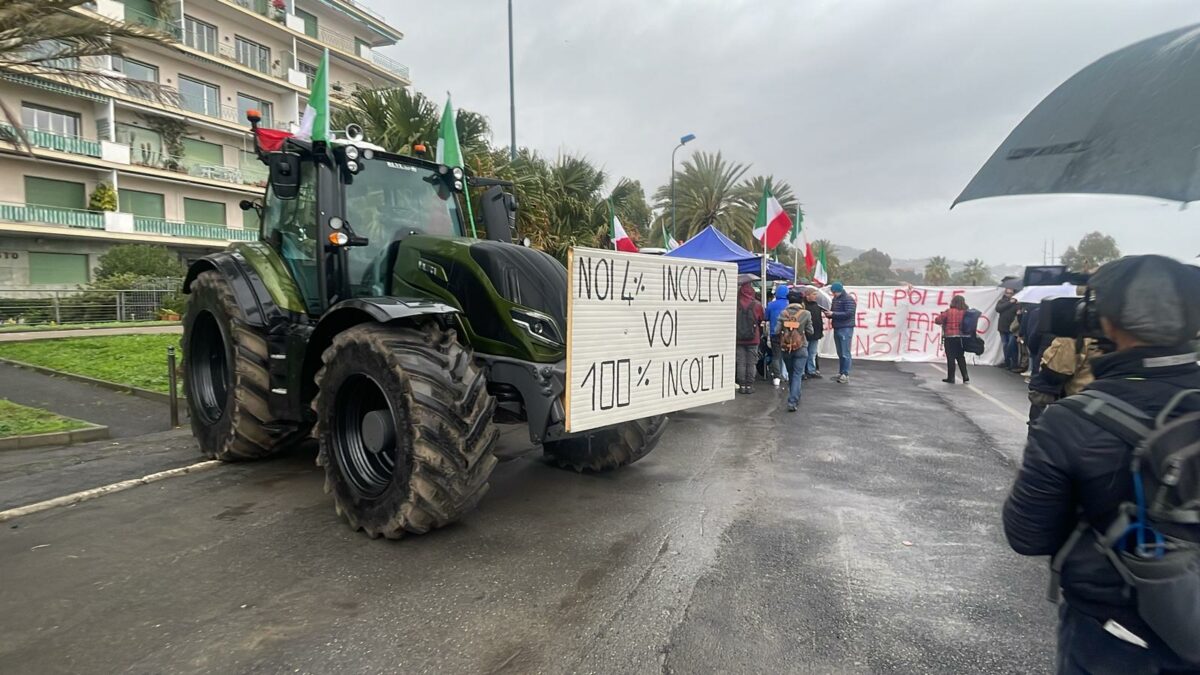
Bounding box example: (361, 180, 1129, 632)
(344, 145, 360, 160)
(451, 167, 464, 180)
(453, 180, 464, 191)
(328, 231, 349, 246)
(345, 160, 360, 173)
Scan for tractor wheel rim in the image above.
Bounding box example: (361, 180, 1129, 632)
(332, 374, 398, 499)
(188, 310, 228, 424)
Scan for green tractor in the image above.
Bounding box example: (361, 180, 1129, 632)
(181, 114, 666, 538)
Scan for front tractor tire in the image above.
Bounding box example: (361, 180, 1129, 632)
(542, 416, 668, 472)
(183, 271, 301, 461)
(313, 323, 499, 539)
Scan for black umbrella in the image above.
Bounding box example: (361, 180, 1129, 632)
(955, 23, 1200, 206)
(1000, 276, 1023, 290)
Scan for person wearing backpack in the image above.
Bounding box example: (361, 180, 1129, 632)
(735, 280, 765, 394)
(935, 294, 973, 384)
(777, 288, 814, 412)
(765, 284, 792, 385)
(1003, 255, 1200, 674)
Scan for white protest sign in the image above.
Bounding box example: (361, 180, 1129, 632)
(566, 248, 737, 433)
(813, 286, 1006, 364)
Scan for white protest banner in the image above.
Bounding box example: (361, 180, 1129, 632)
(814, 286, 1006, 364)
(566, 248, 737, 433)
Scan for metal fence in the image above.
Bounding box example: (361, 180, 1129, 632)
(0, 282, 184, 327)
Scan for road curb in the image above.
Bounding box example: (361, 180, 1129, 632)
(0, 357, 185, 406)
(0, 423, 110, 451)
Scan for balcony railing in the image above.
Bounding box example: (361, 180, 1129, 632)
(317, 25, 355, 54)
(0, 124, 102, 158)
(134, 216, 259, 241)
(127, 148, 267, 188)
(334, 0, 387, 24)
(0, 202, 105, 230)
(123, 6, 183, 39)
(231, 0, 286, 23)
(368, 51, 409, 80)
(178, 93, 242, 125)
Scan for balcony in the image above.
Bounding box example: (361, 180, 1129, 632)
(0, 124, 102, 158)
(230, 0, 286, 24)
(134, 216, 259, 241)
(123, 6, 183, 40)
(0, 202, 105, 230)
(127, 148, 267, 188)
(367, 51, 409, 80)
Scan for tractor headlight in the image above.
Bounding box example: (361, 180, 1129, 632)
(453, 180, 464, 191)
(451, 167, 464, 180)
(344, 145, 360, 160)
(346, 160, 360, 173)
(511, 308, 563, 346)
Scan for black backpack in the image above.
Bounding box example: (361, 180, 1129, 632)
(736, 303, 757, 342)
(1051, 388, 1200, 663)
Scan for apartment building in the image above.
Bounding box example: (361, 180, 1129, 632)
(0, 0, 407, 290)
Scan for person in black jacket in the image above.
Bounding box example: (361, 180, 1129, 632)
(1003, 255, 1200, 674)
(803, 287, 826, 379)
(997, 287, 1020, 371)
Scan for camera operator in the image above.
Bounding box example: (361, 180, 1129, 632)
(1003, 255, 1200, 674)
(1025, 287, 1106, 423)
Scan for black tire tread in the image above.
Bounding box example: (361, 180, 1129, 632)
(543, 415, 668, 472)
(185, 271, 302, 461)
(314, 322, 499, 539)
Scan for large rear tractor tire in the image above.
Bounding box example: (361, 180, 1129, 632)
(183, 271, 302, 461)
(313, 322, 499, 538)
(542, 416, 668, 472)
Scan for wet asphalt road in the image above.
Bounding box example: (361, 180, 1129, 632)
(0, 361, 1055, 674)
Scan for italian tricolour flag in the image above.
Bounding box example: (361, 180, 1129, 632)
(296, 50, 329, 143)
(752, 184, 792, 250)
(610, 201, 638, 253)
(813, 245, 830, 286)
(661, 223, 680, 250)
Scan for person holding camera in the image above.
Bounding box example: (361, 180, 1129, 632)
(1003, 255, 1200, 674)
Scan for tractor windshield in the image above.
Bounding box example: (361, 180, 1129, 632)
(344, 159, 464, 296)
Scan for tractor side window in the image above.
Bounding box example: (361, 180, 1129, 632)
(261, 162, 321, 311)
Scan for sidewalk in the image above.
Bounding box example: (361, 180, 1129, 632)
(0, 324, 182, 343)
(0, 362, 176, 439)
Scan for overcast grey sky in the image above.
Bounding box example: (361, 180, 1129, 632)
(367, 0, 1200, 266)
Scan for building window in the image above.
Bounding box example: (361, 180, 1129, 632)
(29, 252, 89, 285)
(234, 36, 270, 74)
(118, 189, 166, 219)
(24, 177, 86, 209)
(20, 104, 80, 137)
(184, 198, 226, 226)
(179, 76, 220, 118)
(295, 8, 318, 38)
(240, 149, 267, 185)
(181, 138, 224, 173)
(298, 60, 317, 89)
(112, 56, 159, 83)
(237, 94, 273, 127)
(183, 16, 218, 54)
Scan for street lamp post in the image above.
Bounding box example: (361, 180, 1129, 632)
(508, 0, 517, 161)
(671, 133, 696, 237)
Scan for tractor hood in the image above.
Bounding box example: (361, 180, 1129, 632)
(389, 235, 567, 363)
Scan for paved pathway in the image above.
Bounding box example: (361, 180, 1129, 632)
(0, 325, 182, 343)
(0, 362, 174, 439)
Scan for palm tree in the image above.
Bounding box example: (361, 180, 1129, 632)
(924, 256, 951, 285)
(0, 0, 175, 149)
(958, 258, 993, 286)
(652, 151, 750, 243)
(333, 87, 438, 156)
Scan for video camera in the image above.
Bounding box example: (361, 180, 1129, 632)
(1023, 265, 1105, 340)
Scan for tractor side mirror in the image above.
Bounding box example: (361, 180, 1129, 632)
(481, 185, 517, 243)
(267, 152, 302, 200)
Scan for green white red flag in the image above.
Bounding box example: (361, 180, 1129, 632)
(752, 184, 792, 250)
(813, 245, 829, 286)
(296, 50, 329, 142)
(661, 223, 679, 250)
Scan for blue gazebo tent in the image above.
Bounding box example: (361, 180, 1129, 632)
(665, 225, 795, 280)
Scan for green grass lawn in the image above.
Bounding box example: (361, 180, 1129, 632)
(0, 399, 89, 438)
(0, 334, 182, 393)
